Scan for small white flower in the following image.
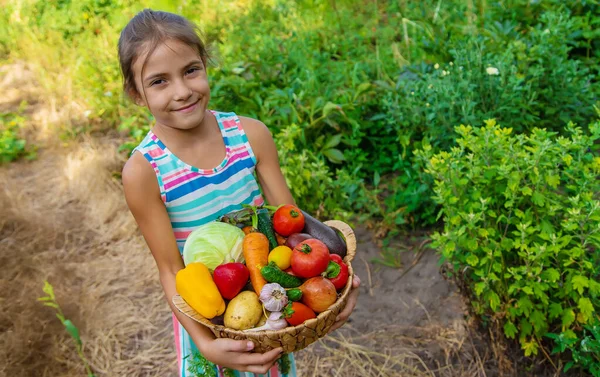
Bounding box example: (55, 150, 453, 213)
(104, 91, 113, 97)
(449, 62, 454, 66)
(426, 103, 430, 107)
(434, 63, 440, 69)
(83, 110, 92, 118)
(486, 67, 500, 75)
(442, 70, 449, 76)
(411, 91, 415, 95)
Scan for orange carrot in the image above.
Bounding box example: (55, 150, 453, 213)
(242, 226, 254, 235)
(243, 232, 270, 295)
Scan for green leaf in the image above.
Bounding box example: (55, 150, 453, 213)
(521, 318, 533, 337)
(521, 186, 532, 196)
(323, 134, 342, 149)
(504, 321, 518, 339)
(41, 302, 60, 309)
(564, 361, 574, 373)
(518, 296, 533, 317)
(322, 102, 341, 117)
(545, 174, 560, 188)
(322, 148, 345, 164)
(373, 171, 380, 187)
(578, 298, 594, 323)
(541, 268, 560, 283)
(590, 279, 600, 297)
(549, 303, 563, 320)
(42, 280, 55, 301)
(487, 291, 501, 311)
(474, 282, 486, 296)
(530, 310, 546, 333)
(562, 309, 576, 329)
(522, 338, 539, 356)
(63, 320, 82, 345)
(571, 275, 589, 295)
(466, 254, 479, 266)
(532, 191, 545, 207)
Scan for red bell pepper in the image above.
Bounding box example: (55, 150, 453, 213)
(212, 262, 249, 300)
(323, 254, 349, 291)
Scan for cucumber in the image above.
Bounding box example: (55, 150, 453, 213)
(260, 262, 302, 288)
(256, 208, 278, 250)
(286, 288, 302, 302)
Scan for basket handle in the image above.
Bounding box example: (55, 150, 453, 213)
(323, 220, 356, 264)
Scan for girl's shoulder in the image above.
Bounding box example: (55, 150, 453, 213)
(236, 115, 272, 140)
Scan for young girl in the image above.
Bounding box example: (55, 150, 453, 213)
(119, 9, 359, 377)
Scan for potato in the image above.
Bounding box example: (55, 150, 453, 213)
(224, 291, 263, 330)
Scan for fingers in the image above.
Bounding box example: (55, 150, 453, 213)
(238, 346, 282, 366)
(352, 274, 361, 288)
(220, 338, 255, 352)
(239, 347, 283, 374)
(245, 362, 277, 375)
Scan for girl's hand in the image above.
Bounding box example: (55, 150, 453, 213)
(328, 274, 361, 333)
(200, 338, 283, 374)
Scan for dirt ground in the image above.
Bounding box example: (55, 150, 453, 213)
(0, 63, 560, 377)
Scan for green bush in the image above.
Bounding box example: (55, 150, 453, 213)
(420, 119, 600, 374)
(376, 11, 599, 227)
(0, 110, 34, 164)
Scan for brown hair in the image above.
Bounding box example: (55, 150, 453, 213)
(117, 9, 210, 100)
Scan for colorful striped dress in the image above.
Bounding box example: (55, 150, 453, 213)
(133, 111, 297, 377)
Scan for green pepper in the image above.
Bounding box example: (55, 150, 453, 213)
(286, 288, 303, 302)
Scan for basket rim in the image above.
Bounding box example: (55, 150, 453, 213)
(173, 219, 357, 336)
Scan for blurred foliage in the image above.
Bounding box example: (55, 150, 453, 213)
(0, 0, 598, 224)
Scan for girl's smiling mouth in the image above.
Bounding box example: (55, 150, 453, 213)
(174, 100, 199, 113)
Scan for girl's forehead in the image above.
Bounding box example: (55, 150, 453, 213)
(133, 39, 200, 77)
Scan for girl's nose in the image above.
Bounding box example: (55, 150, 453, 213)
(173, 81, 192, 101)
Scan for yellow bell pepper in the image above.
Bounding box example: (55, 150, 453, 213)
(176, 262, 225, 319)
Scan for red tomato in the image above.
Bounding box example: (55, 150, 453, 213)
(273, 205, 305, 236)
(291, 239, 330, 278)
(283, 302, 316, 326)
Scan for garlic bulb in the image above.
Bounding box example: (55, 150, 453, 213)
(259, 283, 289, 312)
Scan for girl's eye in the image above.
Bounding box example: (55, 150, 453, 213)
(150, 79, 165, 86)
(186, 67, 201, 75)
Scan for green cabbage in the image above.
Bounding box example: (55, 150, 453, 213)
(183, 222, 246, 270)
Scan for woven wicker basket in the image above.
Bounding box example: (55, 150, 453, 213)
(173, 220, 356, 353)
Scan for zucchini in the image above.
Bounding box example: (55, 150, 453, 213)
(286, 288, 302, 302)
(256, 208, 278, 250)
(260, 262, 302, 288)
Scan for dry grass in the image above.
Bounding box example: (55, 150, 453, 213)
(1, 63, 493, 377)
(295, 322, 492, 377)
(0, 139, 177, 376)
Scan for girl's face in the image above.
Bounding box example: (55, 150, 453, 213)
(131, 39, 210, 131)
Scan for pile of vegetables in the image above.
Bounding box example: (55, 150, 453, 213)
(175, 204, 350, 334)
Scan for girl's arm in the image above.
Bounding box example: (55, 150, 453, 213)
(240, 117, 295, 206)
(122, 152, 282, 373)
